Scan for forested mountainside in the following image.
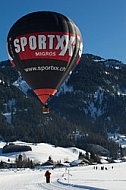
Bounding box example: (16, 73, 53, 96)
(0, 54, 126, 157)
(51, 54, 126, 134)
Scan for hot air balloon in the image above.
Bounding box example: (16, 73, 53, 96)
(7, 11, 83, 113)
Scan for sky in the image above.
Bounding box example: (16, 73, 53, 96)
(0, 0, 126, 63)
(0, 141, 126, 190)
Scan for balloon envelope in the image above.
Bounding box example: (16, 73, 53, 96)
(7, 11, 83, 104)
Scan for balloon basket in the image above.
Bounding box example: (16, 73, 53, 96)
(42, 105, 49, 114)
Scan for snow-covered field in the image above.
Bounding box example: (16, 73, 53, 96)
(0, 141, 126, 190)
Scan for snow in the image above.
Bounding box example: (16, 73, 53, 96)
(0, 141, 126, 189)
(2, 112, 12, 124)
(108, 133, 126, 148)
(13, 76, 30, 95)
(56, 76, 73, 96)
(0, 141, 85, 164)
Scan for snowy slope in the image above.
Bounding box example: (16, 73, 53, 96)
(0, 141, 85, 164)
(0, 141, 126, 190)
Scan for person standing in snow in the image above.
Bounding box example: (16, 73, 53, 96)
(45, 170, 51, 183)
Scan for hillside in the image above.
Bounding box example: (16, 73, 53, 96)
(0, 141, 84, 164)
(0, 54, 126, 157)
(51, 54, 126, 134)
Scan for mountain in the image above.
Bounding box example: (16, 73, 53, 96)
(51, 54, 126, 134)
(0, 54, 126, 157)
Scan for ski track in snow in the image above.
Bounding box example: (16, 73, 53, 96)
(38, 182, 74, 190)
(0, 141, 126, 190)
(0, 164, 126, 190)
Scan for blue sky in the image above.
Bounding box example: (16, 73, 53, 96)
(0, 0, 126, 63)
